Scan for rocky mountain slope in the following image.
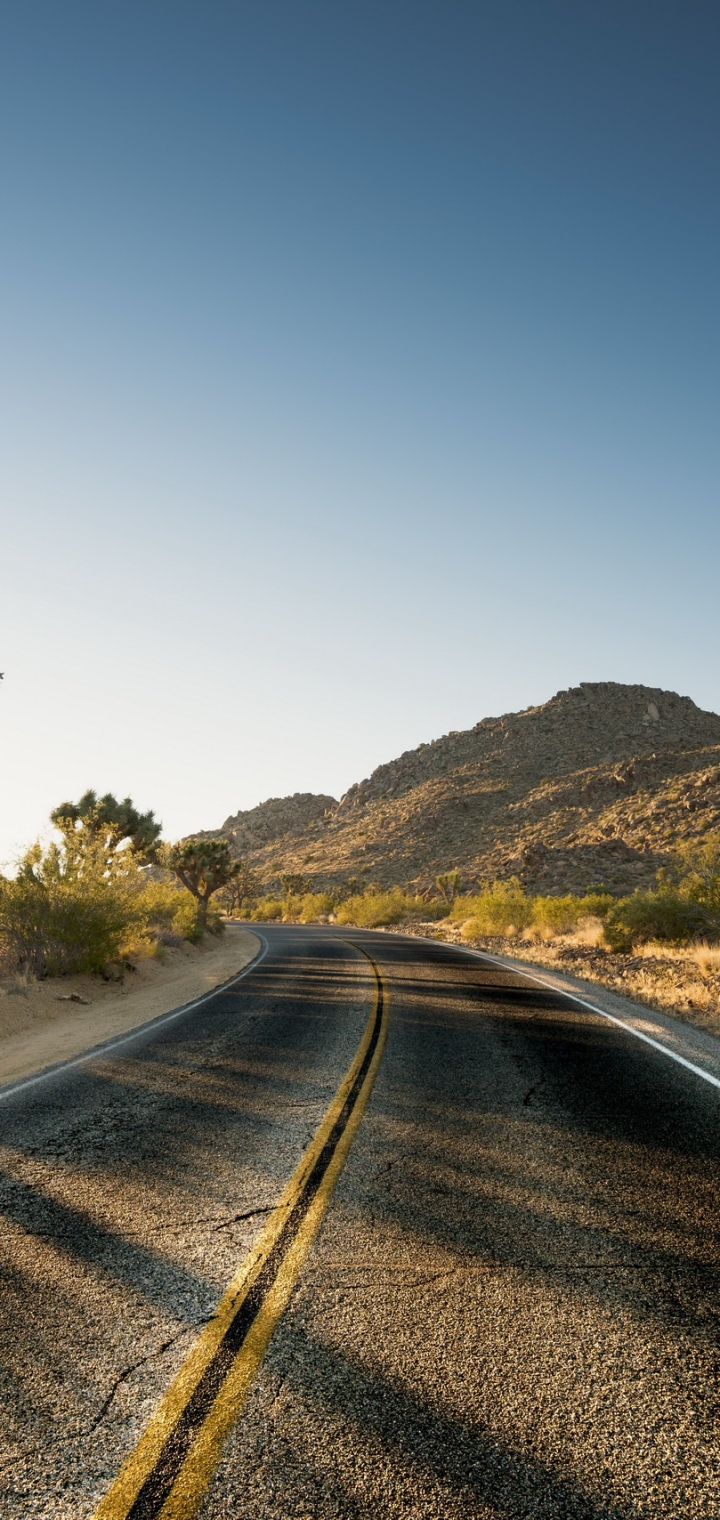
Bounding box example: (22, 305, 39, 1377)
(218, 792, 336, 855)
(212, 684, 720, 896)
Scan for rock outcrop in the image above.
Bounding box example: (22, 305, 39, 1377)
(213, 684, 720, 896)
(219, 792, 337, 855)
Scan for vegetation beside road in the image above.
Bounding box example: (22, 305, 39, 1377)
(222, 842, 720, 1032)
(230, 836, 720, 949)
(2, 784, 719, 1040)
(0, 791, 242, 982)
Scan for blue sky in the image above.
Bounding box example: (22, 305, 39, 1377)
(1, 2, 719, 860)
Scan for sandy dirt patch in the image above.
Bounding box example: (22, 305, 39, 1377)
(0, 925, 261, 1088)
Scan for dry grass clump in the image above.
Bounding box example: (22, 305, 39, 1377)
(693, 942, 720, 974)
(632, 939, 720, 976)
(521, 914, 606, 949)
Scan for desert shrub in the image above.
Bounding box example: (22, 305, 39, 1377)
(129, 879, 194, 942)
(456, 884, 616, 943)
(664, 835, 720, 916)
(417, 896, 452, 920)
(335, 889, 426, 928)
(577, 892, 616, 919)
(531, 895, 585, 935)
(604, 889, 719, 953)
(0, 873, 139, 977)
(171, 895, 206, 942)
(530, 892, 613, 934)
(0, 794, 214, 978)
(451, 880, 534, 935)
(250, 896, 284, 921)
(298, 892, 335, 922)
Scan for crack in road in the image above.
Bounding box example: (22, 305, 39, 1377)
(212, 1205, 276, 1232)
(125, 1205, 277, 1238)
(85, 1323, 209, 1436)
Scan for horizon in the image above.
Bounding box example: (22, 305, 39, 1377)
(8, 674, 720, 858)
(173, 676, 720, 834)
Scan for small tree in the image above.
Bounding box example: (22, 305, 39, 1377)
(165, 837, 241, 931)
(216, 859, 261, 916)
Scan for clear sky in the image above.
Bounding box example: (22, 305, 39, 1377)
(2, 2, 719, 863)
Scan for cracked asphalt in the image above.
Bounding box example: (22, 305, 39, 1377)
(1, 926, 720, 1517)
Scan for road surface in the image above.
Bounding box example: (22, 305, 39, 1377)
(1, 926, 719, 1518)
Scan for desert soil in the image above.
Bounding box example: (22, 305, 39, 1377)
(0, 924, 260, 1087)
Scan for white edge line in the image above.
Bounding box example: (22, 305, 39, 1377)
(461, 944, 720, 1092)
(375, 926, 720, 1095)
(0, 933, 270, 1105)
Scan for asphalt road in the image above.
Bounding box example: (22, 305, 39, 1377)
(1, 926, 719, 1518)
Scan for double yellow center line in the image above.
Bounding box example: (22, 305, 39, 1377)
(93, 944, 389, 1520)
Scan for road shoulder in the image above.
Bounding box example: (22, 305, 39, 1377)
(0, 925, 261, 1088)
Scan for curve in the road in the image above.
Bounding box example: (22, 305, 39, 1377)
(2, 924, 720, 1519)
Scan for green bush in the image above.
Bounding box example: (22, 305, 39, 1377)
(335, 889, 427, 928)
(576, 892, 616, 920)
(604, 889, 718, 952)
(664, 835, 720, 916)
(419, 897, 452, 920)
(530, 892, 614, 934)
(0, 874, 139, 977)
(129, 879, 198, 943)
(0, 795, 218, 979)
(454, 883, 616, 943)
(531, 894, 585, 935)
(250, 896, 284, 921)
(171, 895, 206, 943)
(451, 879, 534, 935)
(298, 892, 335, 922)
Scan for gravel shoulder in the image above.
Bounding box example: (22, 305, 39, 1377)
(0, 925, 260, 1087)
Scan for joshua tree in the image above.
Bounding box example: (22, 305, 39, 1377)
(217, 859, 262, 915)
(436, 869, 462, 905)
(278, 873, 310, 901)
(50, 790, 162, 876)
(166, 837, 241, 931)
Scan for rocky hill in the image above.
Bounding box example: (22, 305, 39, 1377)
(217, 792, 337, 854)
(212, 684, 720, 896)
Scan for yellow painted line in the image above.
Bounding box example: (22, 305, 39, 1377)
(91, 943, 388, 1520)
